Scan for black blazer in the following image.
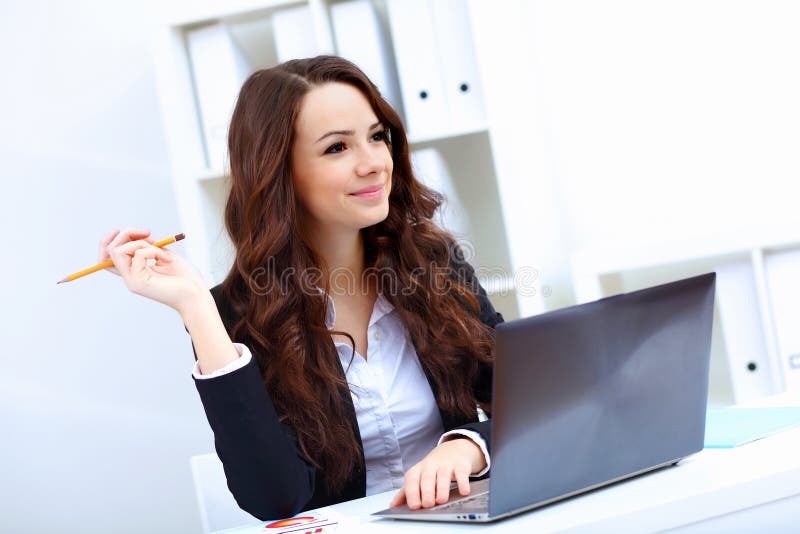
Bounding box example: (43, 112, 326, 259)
(188, 257, 504, 520)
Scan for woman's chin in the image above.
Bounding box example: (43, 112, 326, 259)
(355, 203, 390, 229)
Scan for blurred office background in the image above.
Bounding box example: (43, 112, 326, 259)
(2, 0, 799, 532)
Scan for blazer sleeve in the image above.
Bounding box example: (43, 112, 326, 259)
(187, 287, 316, 520)
(448, 247, 505, 454)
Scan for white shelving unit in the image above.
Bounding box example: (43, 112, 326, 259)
(151, 0, 800, 411)
(152, 0, 535, 321)
(570, 228, 800, 407)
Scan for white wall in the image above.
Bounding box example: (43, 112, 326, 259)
(529, 0, 800, 251)
(471, 0, 800, 311)
(0, 1, 212, 532)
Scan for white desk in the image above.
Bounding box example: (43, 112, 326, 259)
(224, 393, 800, 533)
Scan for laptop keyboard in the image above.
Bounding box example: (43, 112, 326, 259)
(432, 491, 489, 512)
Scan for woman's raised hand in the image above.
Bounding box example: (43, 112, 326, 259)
(99, 227, 209, 315)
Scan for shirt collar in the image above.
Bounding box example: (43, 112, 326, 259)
(315, 287, 395, 330)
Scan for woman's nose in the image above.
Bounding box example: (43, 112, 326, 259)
(354, 148, 384, 177)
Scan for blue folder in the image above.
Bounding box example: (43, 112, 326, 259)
(704, 407, 800, 448)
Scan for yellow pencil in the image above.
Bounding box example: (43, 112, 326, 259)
(57, 233, 185, 284)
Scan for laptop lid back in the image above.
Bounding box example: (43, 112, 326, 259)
(489, 272, 716, 518)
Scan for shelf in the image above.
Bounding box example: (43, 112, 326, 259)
(407, 123, 489, 146)
(155, 0, 524, 321)
(196, 167, 228, 182)
(163, 0, 307, 27)
(478, 275, 516, 296)
(570, 236, 800, 406)
(571, 226, 800, 279)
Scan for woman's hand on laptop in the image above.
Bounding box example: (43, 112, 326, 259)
(389, 438, 487, 510)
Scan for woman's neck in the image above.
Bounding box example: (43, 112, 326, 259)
(313, 227, 367, 297)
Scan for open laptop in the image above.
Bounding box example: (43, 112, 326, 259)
(374, 272, 716, 522)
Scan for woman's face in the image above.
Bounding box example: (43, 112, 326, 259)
(291, 82, 393, 237)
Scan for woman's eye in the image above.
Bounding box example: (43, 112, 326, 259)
(325, 142, 345, 154)
(325, 131, 388, 154)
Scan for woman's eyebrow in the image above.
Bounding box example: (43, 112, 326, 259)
(315, 121, 383, 143)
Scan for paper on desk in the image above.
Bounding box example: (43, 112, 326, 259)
(704, 407, 800, 448)
(213, 508, 360, 534)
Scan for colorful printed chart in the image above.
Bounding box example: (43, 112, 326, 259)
(264, 514, 333, 533)
(215, 511, 339, 534)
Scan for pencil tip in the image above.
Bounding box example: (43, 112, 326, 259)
(175, 233, 185, 241)
(57, 278, 66, 284)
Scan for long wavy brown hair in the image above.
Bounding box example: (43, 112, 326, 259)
(220, 55, 495, 493)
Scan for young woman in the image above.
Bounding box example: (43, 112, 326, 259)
(101, 55, 503, 520)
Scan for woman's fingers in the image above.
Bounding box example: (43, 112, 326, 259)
(403, 467, 422, 510)
(455, 468, 471, 497)
(96, 228, 205, 313)
(99, 229, 121, 274)
(395, 440, 480, 511)
(149, 248, 175, 274)
(395, 465, 469, 510)
(101, 227, 152, 276)
(389, 489, 406, 508)
(130, 245, 168, 279)
(100, 229, 120, 249)
(106, 243, 132, 278)
(419, 469, 437, 508)
(108, 227, 150, 250)
(435, 467, 453, 505)
(123, 243, 178, 299)
(108, 239, 153, 279)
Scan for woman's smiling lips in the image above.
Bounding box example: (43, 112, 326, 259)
(349, 183, 384, 200)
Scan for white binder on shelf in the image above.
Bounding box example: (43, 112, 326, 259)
(330, 0, 403, 115)
(763, 248, 800, 392)
(386, 0, 449, 140)
(428, 0, 487, 132)
(271, 5, 322, 64)
(186, 22, 252, 171)
(410, 148, 471, 239)
(714, 260, 776, 403)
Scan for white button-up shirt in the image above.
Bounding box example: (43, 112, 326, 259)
(193, 292, 490, 494)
